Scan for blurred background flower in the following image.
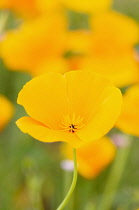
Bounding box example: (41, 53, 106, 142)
(116, 85, 139, 137)
(0, 13, 67, 76)
(61, 136, 116, 179)
(61, 0, 112, 14)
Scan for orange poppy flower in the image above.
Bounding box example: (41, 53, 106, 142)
(87, 11, 139, 87)
(64, 12, 139, 87)
(16, 70, 122, 148)
(80, 52, 139, 88)
(36, 0, 62, 14)
(90, 11, 139, 48)
(0, 94, 14, 131)
(0, 0, 40, 18)
(61, 0, 111, 14)
(0, 0, 61, 18)
(116, 85, 139, 137)
(61, 136, 116, 179)
(1, 14, 67, 76)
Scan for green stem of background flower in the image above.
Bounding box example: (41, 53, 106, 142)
(57, 148, 78, 210)
(97, 141, 131, 210)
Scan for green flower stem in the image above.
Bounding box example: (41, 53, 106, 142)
(97, 142, 131, 210)
(57, 149, 78, 210)
(63, 171, 74, 210)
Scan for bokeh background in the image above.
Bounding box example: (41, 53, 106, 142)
(0, 0, 139, 209)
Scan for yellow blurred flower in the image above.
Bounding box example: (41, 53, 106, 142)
(0, 0, 40, 18)
(87, 11, 139, 87)
(80, 52, 139, 88)
(66, 30, 92, 55)
(0, 94, 14, 131)
(1, 14, 67, 76)
(116, 85, 139, 137)
(61, 136, 116, 179)
(16, 70, 122, 148)
(36, 0, 62, 14)
(0, 0, 61, 18)
(90, 11, 139, 47)
(34, 58, 69, 77)
(66, 11, 139, 87)
(61, 0, 111, 14)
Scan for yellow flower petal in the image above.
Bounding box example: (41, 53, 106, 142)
(90, 11, 139, 47)
(17, 72, 68, 130)
(75, 11, 139, 87)
(36, 0, 61, 14)
(1, 14, 67, 73)
(80, 52, 139, 87)
(65, 12, 139, 88)
(0, 0, 40, 18)
(76, 86, 122, 142)
(32, 58, 69, 77)
(61, 136, 116, 179)
(62, 0, 111, 14)
(116, 85, 139, 137)
(0, 0, 62, 18)
(16, 116, 82, 147)
(65, 70, 113, 124)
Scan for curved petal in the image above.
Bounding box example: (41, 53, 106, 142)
(116, 85, 139, 136)
(91, 11, 139, 47)
(16, 116, 82, 148)
(80, 52, 139, 87)
(61, 136, 116, 178)
(33, 58, 68, 77)
(77, 137, 116, 179)
(65, 70, 113, 124)
(1, 15, 66, 71)
(17, 72, 68, 130)
(62, 0, 111, 13)
(76, 86, 122, 142)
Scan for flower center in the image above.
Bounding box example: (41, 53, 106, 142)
(69, 124, 77, 133)
(60, 114, 85, 133)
